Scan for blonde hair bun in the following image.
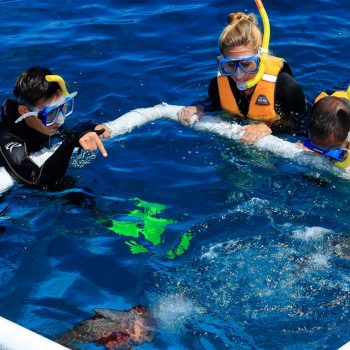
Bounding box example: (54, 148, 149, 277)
(227, 12, 259, 26)
(218, 11, 262, 54)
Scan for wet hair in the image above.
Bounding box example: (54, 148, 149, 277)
(309, 96, 350, 147)
(13, 66, 61, 106)
(218, 12, 262, 54)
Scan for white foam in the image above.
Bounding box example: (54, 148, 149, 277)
(200, 241, 225, 260)
(151, 294, 204, 331)
(306, 253, 331, 268)
(235, 197, 270, 212)
(292, 226, 332, 241)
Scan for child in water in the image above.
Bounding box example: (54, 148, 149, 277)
(0, 66, 110, 189)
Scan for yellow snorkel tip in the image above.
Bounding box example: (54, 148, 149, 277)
(335, 156, 350, 169)
(45, 74, 69, 97)
(347, 85, 350, 100)
(244, 0, 270, 89)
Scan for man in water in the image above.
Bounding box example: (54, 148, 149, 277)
(303, 90, 350, 169)
(0, 66, 110, 190)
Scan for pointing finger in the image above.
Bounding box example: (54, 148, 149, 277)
(95, 136, 108, 157)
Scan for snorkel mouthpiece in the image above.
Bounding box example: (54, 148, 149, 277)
(244, 0, 270, 90)
(45, 74, 69, 97)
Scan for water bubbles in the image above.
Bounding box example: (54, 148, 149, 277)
(71, 151, 97, 168)
(151, 293, 205, 332)
(200, 241, 224, 260)
(292, 226, 332, 241)
(306, 252, 331, 269)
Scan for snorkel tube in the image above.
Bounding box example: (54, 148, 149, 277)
(45, 75, 69, 97)
(244, 0, 270, 89)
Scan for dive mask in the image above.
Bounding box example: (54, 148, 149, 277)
(217, 55, 260, 76)
(15, 91, 77, 126)
(303, 138, 349, 162)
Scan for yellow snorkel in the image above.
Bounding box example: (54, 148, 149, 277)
(45, 74, 69, 97)
(334, 153, 350, 169)
(245, 0, 270, 89)
(347, 85, 350, 100)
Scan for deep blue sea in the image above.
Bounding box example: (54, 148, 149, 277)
(1, 0, 350, 349)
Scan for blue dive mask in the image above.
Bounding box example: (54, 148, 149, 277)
(303, 138, 348, 162)
(15, 91, 77, 126)
(217, 55, 260, 76)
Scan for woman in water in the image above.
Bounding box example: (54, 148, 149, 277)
(178, 12, 308, 144)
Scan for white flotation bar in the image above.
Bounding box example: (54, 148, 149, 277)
(0, 103, 349, 194)
(0, 316, 69, 350)
(339, 341, 350, 350)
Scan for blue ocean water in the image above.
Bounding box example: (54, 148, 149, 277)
(1, 0, 350, 349)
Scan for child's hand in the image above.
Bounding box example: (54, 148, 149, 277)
(95, 124, 111, 139)
(79, 132, 108, 157)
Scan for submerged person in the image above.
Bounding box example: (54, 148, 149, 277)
(56, 305, 157, 349)
(178, 12, 307, 144)
(0, 66, 110, 190)
(303, 86, 350, 169)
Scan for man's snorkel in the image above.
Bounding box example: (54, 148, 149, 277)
(244, 0, 270, 90)
(45, 74, 69, 97)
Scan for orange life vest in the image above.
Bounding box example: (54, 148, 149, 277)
(217, 55, 285, 123)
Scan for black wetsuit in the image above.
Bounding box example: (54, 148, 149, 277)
(0, 99, 99, 190)
(193, 62, 308, 136)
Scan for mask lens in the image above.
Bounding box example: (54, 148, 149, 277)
(220, 60, 237, 76)
(239, 59, 259, 73)
(46, 107, 60, 125)
(39, 105, 61, 126)
(62, 99, 74, 117)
